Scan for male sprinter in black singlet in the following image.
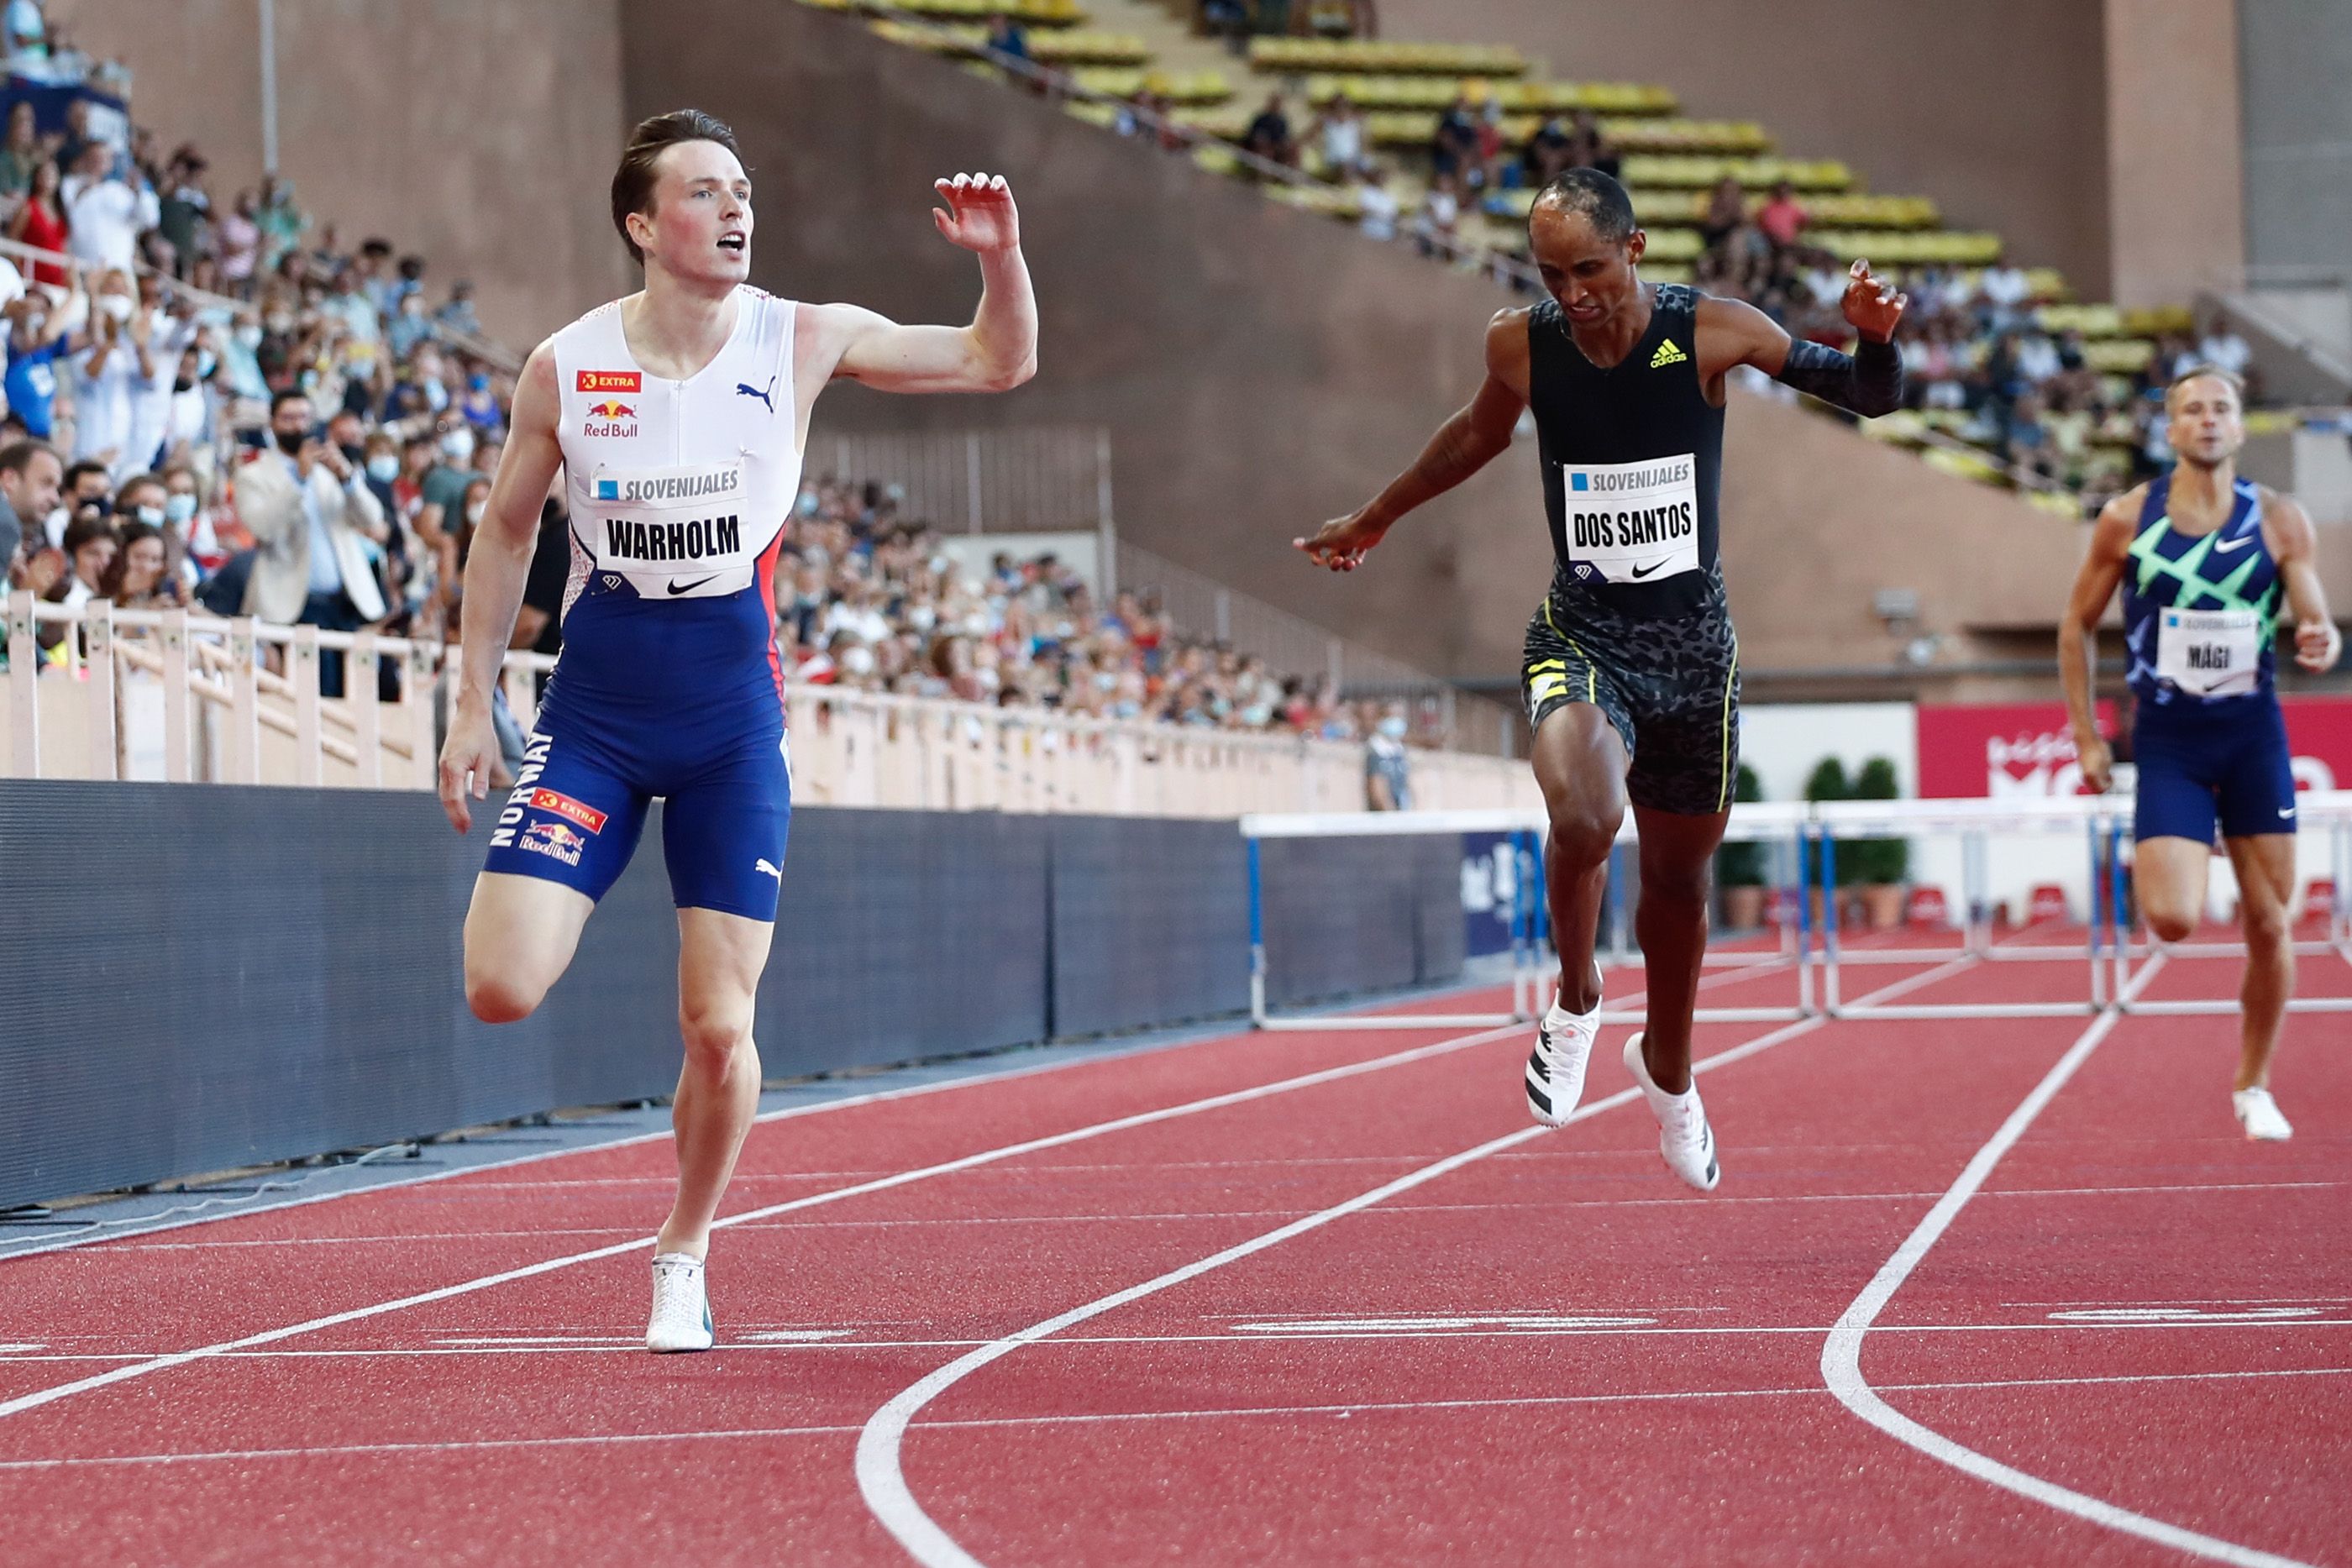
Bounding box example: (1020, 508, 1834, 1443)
(1298, 170, 1905, 1188)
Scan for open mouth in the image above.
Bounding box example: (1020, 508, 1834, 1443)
(717, 233, 746, 254)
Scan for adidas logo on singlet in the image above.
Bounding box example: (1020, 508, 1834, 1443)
(1649, 338, 1688, 370)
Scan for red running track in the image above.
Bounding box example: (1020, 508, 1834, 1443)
(0, 949, 2345, 1565)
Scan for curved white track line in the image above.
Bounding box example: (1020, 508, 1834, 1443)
(853, 958, 1976, 1568)
(1821, 989, 2315, 1568)
(0, 1018, 1528, 1424)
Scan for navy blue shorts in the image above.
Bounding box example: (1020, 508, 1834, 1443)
(480, 582, 792, 920)
(2132, 697, 2297, 845)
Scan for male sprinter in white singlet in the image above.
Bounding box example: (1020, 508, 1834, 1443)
(437, 111, 1037, 1351)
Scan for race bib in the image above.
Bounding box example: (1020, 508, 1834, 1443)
(2156, 607, 2262, 697)
(582, 459, 754, 600)
(1561, 455, 1699, 585)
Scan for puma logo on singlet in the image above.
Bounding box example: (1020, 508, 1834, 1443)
(736, 376, 777, 412)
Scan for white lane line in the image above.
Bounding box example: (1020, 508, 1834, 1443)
(12, 1310, 2352, 1366)
(854, 956, 1976, 1568)
(92, 1177, 2349, 1251)
(34, 1347, 2343, 1476)
(1820, 1006, 2316, 1568)
(0, 1019, 1530, 1425)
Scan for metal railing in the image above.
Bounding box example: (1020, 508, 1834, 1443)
(3, 593, 1530, 814)
(1115, 539, 1519, 756)
(811, 424, 1114, 534)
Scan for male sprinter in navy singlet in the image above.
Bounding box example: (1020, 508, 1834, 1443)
(1298, 170, 1904, 1189)
(2061, 366, 2339, 1141)
(437, 111, 1037, 1350)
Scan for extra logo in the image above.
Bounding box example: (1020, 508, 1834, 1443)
(576, 370, 642, 394)
(1649, 337, 1688, 370)
(529, 788, 607, 834)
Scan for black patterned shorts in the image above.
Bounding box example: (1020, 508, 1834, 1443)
(1520, 585, 1741, 815)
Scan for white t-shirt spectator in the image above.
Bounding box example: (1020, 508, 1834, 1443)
(71, 338, 140, 467)
(0, 254, 24, 312)
(1355, 177, 1399, 242)
(823, 598, 890, 648)
(2014, 333, 2062, 385)
(2197, 328, 2252, 376)
(65, 174, 155, 272)
(1978, 265, 2031, 311)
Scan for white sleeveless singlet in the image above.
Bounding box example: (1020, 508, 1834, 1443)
(546, 286, 801, 613)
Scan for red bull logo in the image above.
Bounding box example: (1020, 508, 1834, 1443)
(586, 399, 634, 420)
(518, 819, 585, 867)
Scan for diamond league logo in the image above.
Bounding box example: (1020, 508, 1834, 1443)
(1575, 563, 1596, 580)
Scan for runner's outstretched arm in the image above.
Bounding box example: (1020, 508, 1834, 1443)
(1699, 259, 1907, 417)
(1296, 309, 1528, 571)
(828, 174, 1037, 395)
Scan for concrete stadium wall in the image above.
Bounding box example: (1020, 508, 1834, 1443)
(2238, 0, 2352, 291)
(1377, 0, 2116, 299)
(59, 0, 635, 345)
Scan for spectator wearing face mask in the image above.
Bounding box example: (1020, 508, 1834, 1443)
(1364, 701, 1412, 810)
(123, 274, 192, 478)
(60, 456, 110, 534)
(63, 141, 155, 274)
(237, 388, 387, 695)
(216, 189, 261, 297)
(4, 281, 77, 441)
(72, 270, 155, 474)
(412, 412, 475, 553)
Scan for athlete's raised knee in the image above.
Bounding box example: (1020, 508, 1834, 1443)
(2143, 905, 2197, 946)
(465, 968, 549, 1025)
(1545, 795, 1624, 869)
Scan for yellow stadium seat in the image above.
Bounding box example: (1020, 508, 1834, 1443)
(809, 0, 1088, 24)
(2033, 304, 2125, 338)
(1809, 229, 2003, 265)
(1073, 66, 1231, 102)
(1031, 31, 1155, 64)
(2085, 339, 2157, 373)
(2121, 304, 2196, 336)
(1302, 76, 1678, 114)
(1620, 155, 1855, 191)
(1250, 39, 1528, 76)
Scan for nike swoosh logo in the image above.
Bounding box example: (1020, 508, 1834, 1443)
(667, 575, 717, 595)
(2213, 535, 2256, 553)
(2280, 807, 2296, 819)
(1630, 559, 1669, 579)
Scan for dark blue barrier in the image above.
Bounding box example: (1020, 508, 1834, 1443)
(1257, 831, 1464, 1008)
(1048, 817, 1249, 1037)
(0, 783, 1459, 1209)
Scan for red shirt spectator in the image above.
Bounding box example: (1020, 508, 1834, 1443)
(1756, 181, 1807, 249)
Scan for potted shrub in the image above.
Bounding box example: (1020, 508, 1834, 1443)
(1803, 757, 1851, 926)
(1716, 763, 1767, 930)
(1850, 755, 1908, 929)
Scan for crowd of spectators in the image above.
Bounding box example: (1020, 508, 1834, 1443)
(0, 1, 1456, 768)
(775, 475, 1405, 743)
(1682, 189, 2259, 505)
(1198, 0, 1378, 53)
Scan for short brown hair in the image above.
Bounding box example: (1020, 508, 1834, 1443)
(0, 437, 60, 478)
(612, 109, 743, 265)
(2165, 363, 2245, 414)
